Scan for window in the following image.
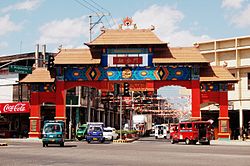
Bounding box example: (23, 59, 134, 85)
(248, 73, 250, 90)
(228, 73, 235, 91)
(180, 124, 185, 129)
(187, 123, 192, 129)
(13, 84, 30, 102)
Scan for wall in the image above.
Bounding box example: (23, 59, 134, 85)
(0, 73, 18, 102)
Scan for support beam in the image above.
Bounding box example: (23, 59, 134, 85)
(191, 80, 201, 120)
(55, 81, 66, 122)
(28, 92, 41, 138)
(218, 91, 230, 140)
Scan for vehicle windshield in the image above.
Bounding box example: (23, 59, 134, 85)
(78, 126, 86, 131)
(88, 126, 102, 132)
(104, 129, 112, 132)
(44, 124, 61, 133)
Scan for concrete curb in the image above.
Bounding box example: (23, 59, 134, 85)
(211, 140, 250, 146)
(113, 138, 136, 143)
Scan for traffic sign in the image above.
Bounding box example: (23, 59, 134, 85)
(8, 65, 32, 74)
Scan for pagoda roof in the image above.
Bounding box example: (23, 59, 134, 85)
(153, 47, 209, 64)
(200, 66, 238, 82)
(85, 29, 167, 46)
(54, 47, 208, 65)
(19, 68, 54, 83)
(54, 48, 100, 65)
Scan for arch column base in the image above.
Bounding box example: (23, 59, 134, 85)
(28, 117, 41, 139)
(217, 117, 230, 140)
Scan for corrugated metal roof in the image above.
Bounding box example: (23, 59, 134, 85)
(19, 68, 54, 83)
(85, 29, 167, 45)
(54, 48, 100, 65)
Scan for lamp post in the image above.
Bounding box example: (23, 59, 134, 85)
(119, 95, 122, 140)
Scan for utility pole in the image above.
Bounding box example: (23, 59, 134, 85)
(119, 95, 122, 140)
(89, 13, 110, 42)
(87, 87, 91, 122)
(69, 99, 73, 140)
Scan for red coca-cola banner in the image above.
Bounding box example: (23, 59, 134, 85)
(0, 102, 30, 114)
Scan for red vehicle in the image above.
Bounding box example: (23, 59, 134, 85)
(170, 121, 212, 145)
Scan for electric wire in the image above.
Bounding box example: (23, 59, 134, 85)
(89, 0, 117, 27)
(81, 0, 112, 28)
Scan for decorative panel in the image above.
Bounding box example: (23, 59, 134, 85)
(64, 66, 191, 81)
(200, 82, 228, 92)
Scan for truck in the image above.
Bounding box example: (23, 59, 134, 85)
(133, 114, 152, 136)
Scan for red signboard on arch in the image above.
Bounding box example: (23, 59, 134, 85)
(0, 102, 30, 114)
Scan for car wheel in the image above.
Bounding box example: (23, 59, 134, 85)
(155, 136, 158, 139)
(170, 138, 175, 144)
(185, 138, 190, 145)
(111, 136, 113, 141)
(77, 137, 82, 141)
(43, 143, 45, 147)
(60, 142, 64, 147)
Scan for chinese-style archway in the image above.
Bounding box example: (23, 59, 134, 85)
(20, 19, 236, 140)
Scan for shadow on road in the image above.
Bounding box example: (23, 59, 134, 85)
(43, 144, 77, 148)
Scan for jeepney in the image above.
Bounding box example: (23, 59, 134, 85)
(170, 121, 212, 145)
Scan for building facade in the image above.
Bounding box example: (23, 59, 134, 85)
(197, 36, 250, 138)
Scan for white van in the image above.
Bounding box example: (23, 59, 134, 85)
(155, 124, 168, 139)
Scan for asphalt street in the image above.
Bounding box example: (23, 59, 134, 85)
(0, 137, 250, 166)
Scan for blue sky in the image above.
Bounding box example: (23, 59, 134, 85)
(0, 0, 250, 56)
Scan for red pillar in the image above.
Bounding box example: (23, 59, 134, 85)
(29, 92, 41, 138)
(55, 81, 66, 122)
(191, 80, 201, 120)
(218, 91, 230, 140)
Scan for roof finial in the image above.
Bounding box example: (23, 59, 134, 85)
(150, 25, 155, 31)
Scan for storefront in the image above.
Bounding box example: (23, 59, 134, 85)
(0, 102, 30, 138)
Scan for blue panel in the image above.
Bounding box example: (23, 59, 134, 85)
(64, 66, 191, 81)
(101, 54, 108, 67)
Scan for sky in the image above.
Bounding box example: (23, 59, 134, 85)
(0, 0, 250, 56)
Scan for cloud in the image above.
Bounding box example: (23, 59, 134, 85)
(37, 16, 89, 45)
(221, 0, 245, 9)
(0, 15, 22, 36)
(230, 4, 250, 28)
(132, 4, 210, 46)
(1, 0, 42, 13)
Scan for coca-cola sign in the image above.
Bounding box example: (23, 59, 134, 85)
(0, 102, 30, 114)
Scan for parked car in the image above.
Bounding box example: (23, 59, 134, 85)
(76, 124, 88, 141)
(42, 120, 65, 147)
(155, 124, 168, 139)
(103, 127, 118, 141)
(86, 122, 105, 143)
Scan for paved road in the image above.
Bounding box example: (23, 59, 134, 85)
(0, 137, 250, 166)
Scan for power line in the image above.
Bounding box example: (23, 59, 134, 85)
(81, 0, 113, 28)
(89, 0, 117, 27)
(73, 0, 100, 16)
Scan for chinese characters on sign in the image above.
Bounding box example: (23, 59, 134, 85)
(113, 57, 143, 65)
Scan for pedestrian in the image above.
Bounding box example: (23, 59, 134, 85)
(242, 127, 247, 141)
